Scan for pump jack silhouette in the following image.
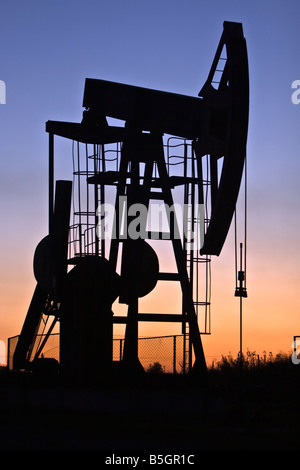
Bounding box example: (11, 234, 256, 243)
(13, 21, 249, 384)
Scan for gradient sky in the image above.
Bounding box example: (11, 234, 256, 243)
(0, 0, 299, 366)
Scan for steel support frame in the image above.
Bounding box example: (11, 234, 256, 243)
(108, 132, 207, 376)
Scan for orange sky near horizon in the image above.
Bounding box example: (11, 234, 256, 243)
(1, 204, 299, 369)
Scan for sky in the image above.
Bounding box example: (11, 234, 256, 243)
(0, 0, 299, 366)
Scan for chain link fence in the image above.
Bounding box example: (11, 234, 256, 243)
(113, 334, 189, 373)
(8, 333, 189, 373)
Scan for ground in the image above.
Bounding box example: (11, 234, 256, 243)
(0, 364, 299, 452)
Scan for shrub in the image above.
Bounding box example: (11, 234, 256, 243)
(147, 362, 165, 374)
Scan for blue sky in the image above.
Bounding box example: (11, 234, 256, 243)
(0, 0, 299, 362)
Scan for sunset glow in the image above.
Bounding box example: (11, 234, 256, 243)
(0, 0, 299, 372)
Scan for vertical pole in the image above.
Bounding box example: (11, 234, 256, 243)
(235, 240, 247, 363)
(120, 338, 123, 361)
(85, 144, 90, 254)
(121, 147, 141, 368)
(100, 144, 106, 256)
(94, 144, 99, 256)
(182, 143, 188, 362)
(240, 295, 243, 358)
(239, 242, 243, 358)
(173, 335, 176, 374)
(49, 133, 54, 233)
(183, 330, 186, 374)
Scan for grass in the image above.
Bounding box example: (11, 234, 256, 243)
(207, 349, 298, 385)
(212, 349, 293, 370)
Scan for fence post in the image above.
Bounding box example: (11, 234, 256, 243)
(120, 338, 123, 361)
(173, 335, 176, 374)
